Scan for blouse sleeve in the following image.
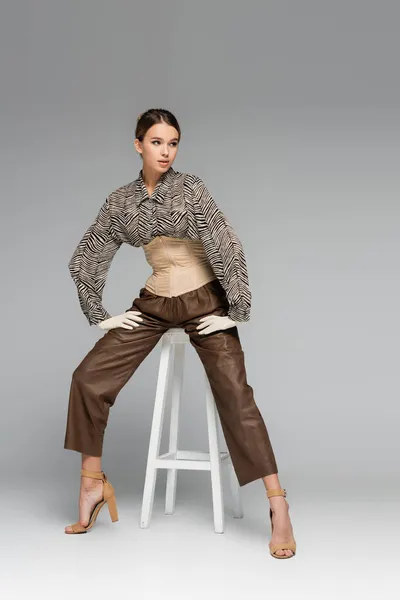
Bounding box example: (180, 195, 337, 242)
(191, 175, 251, 322)
(68, 196, 123, 326)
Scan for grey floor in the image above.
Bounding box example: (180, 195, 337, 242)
(2, 472, 398, 599)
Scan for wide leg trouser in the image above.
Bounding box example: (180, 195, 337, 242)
(64, 278, 278, 486)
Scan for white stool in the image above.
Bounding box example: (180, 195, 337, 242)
(140, 327, 243, 533)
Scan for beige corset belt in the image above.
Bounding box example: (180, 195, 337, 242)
(142, 236, 217, 297)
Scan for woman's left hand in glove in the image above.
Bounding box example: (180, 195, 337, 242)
(196, 314, 236, 335)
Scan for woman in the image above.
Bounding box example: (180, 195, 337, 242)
(64, 108, 296, 558)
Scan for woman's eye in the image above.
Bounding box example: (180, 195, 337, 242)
(152, 141, 178, 146)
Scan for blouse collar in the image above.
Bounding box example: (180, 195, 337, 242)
(135, 166, 176, 205)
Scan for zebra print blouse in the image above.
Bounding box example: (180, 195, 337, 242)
(68, 166, 251, 326)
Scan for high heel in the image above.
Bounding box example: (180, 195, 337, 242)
(267, 488, 296, 559)
(65, 468, 119, 534)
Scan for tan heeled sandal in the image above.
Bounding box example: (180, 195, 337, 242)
(65, 468, 119, 534)
(267, 488, 296, 559)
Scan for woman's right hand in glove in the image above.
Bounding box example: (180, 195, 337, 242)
(97, 311, 144, 331)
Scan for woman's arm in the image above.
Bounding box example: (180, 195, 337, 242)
(190, 175, 251, 322)
(68, 196, 123, 326)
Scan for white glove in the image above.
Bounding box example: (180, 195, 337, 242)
(196, 314, 236, 335)
(98, 311, 144, 331)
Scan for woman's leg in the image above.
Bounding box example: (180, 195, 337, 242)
(179, 279, 295, 556)
(64, 291, 169, 532)
(186, 326, 294, 555)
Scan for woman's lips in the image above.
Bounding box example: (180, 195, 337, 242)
(158, 160, 169, 165)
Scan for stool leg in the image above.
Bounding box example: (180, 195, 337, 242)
(165, 342, 185, 515)
(140, 335, 173, 528)
(204, 374, 224, 534)
(228, 458, 244, 519)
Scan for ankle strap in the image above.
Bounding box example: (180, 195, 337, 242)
(267, 488, 287, 498)
(81, 468, 105, 480)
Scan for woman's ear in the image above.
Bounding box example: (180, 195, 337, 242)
(133, 138, 142, 156)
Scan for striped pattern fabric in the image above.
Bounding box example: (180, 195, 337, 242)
(68, 167, 251, 326)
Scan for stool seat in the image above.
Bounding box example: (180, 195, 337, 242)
(139, 327, 243, 533)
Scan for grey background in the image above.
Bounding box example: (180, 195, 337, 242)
(1, 0, 399, 595)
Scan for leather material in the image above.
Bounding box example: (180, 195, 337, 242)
(269, 540, 297, 554)
(64, 278, 278, 487)
(142, 235, 217, 297)
(70, 522, 87, 533)
(267, 488, 286, 498)
(80, 468, 104, 479)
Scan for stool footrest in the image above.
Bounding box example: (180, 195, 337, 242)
(154, 450, 230, 471)
(159, 450, 230, 461)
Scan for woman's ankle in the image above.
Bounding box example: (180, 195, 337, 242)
(81, 453, 102, 473)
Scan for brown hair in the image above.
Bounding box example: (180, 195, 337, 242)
(135, 108, 181, 143)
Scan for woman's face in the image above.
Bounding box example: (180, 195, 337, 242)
(135, 122, 179, 173)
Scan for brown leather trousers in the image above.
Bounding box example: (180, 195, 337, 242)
(64, 279, 278, 486)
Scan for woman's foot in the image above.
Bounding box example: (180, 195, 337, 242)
(65, 473, 104, 533)
(268, 495, 295, 557)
